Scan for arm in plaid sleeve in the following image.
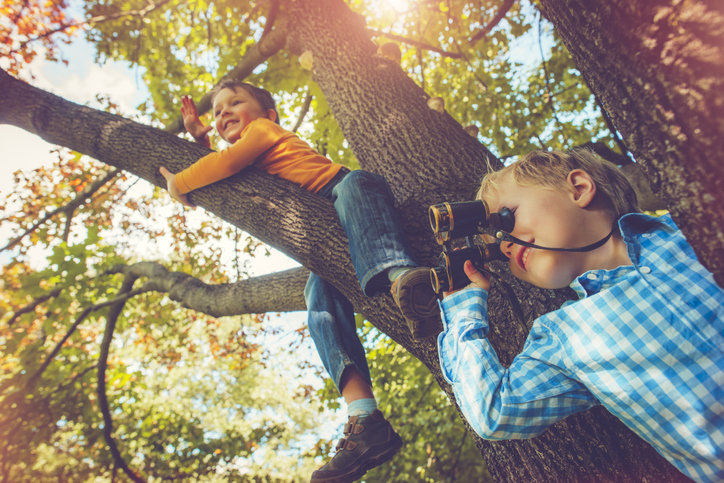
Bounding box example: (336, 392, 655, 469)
(438, 288, 600, 440)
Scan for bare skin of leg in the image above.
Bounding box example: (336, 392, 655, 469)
(339, 366, 375, 404)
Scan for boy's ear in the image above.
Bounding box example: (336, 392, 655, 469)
(567, 169, 596, 208)
(266, 109, 277, 123)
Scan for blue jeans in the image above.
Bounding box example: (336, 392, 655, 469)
(305, 169, 417, 392)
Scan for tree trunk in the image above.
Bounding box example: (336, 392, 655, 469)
(0, 0, 699, 479)
(540, 0, 724, 287)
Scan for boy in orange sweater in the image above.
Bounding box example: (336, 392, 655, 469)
(160, 81, 438, 482)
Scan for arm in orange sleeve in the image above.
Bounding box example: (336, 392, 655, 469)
(174, 119, 284, 194)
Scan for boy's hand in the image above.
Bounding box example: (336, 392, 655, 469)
(181, 95, 212, 148)
(159, 166, 196, 208)
(443, 260, 491, 298)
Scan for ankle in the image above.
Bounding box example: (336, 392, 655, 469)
(347, 398, 378, 417)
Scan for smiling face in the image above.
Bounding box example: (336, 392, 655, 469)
(213, 87, 276, 143)
(485, 170, 627, 289)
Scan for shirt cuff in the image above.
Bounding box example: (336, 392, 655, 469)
(440, 287, 488, 330)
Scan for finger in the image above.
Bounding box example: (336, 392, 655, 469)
(464, 260, 490, 288)
(159, 166, 173, 180)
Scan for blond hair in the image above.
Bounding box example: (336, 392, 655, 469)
(478, 149, 640, 219)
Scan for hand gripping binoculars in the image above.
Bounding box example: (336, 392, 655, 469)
(429, 200, 514, 293)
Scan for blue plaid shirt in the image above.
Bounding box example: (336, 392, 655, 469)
(438, 213, 724, 483)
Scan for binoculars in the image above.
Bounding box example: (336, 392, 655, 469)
(429, 200, 514, 293)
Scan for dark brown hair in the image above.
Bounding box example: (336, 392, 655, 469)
(210, 80, 280, 125)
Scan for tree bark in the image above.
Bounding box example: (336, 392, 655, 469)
(540, 0, 724, 286)
(0, 0, 700, 479)
(109, 262, 309, 315)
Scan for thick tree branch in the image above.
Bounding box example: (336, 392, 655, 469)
(163, 27, 288, 135)
(540, 0, 724, 285)
(97, 274, 145, 483)
(108, 262, 309, 315)
(469, 0, 516, 44)
(0, 167, 120, 253)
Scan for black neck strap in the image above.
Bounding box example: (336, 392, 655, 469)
(493, 225, 617, 253)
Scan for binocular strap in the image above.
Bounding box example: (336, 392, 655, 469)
(494, 225, 616, 253)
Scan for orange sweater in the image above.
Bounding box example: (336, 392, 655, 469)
(175, 118, 343, 194)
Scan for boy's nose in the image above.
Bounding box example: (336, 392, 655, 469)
(501, 241, 514, 259)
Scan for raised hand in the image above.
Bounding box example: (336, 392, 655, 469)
(159, 166, 196, 208)
(181, 95, 212, 148)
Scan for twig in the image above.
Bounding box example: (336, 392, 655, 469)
(587, 87, 632, 160)
(234, 227, 241, 282)
(469, 0, 516, 44)
(26, 286, 150, 386)
(537, 15, 563, 132)
(448, 431, 467, 482)
(367, 29, 462, 59)
(7, 287, 62, 327)
(260, 0, 280, 41)
(7, 0, 174, 55)
(0, 168, 119, 253)
(291, 89, 313, 133)
(97, 275, 145, 483)
(61, 208, 74, 242)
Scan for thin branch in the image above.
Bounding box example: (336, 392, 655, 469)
(26, 286, 150, 387)
(469, 0, 516, 44)
(537, 16, 563, 131)
(452, 42, 488, 91)
(7, 0, 174, 55)
(291, 89, 313, 133)
(260, 0, 280, 41)
(0, 168, 120, 253)
(6, 287, 62, 327)
(97, 274, 145, 483)
(448, 430, 467, 482)
(367, 29, 463, 59)
(417, 46, 426, 88)
(586, 84, 632, 161)
(381, 380, 437, 481)
(61, 207, 74, 242)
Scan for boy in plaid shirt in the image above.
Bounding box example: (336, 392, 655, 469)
(436, 150, 724, 482)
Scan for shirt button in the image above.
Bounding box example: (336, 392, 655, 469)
(640, 266, 652, 274)
(586, 273, 598, 280)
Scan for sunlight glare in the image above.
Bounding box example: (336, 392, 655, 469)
(385, 0, 409, 14)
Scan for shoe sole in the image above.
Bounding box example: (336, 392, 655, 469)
(310, 435, 404, 483)
(393, 271, 442, 340)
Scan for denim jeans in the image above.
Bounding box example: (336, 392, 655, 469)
(305, 169, 417, 392)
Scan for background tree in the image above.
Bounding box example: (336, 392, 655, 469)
(2, 0, 719, 481)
